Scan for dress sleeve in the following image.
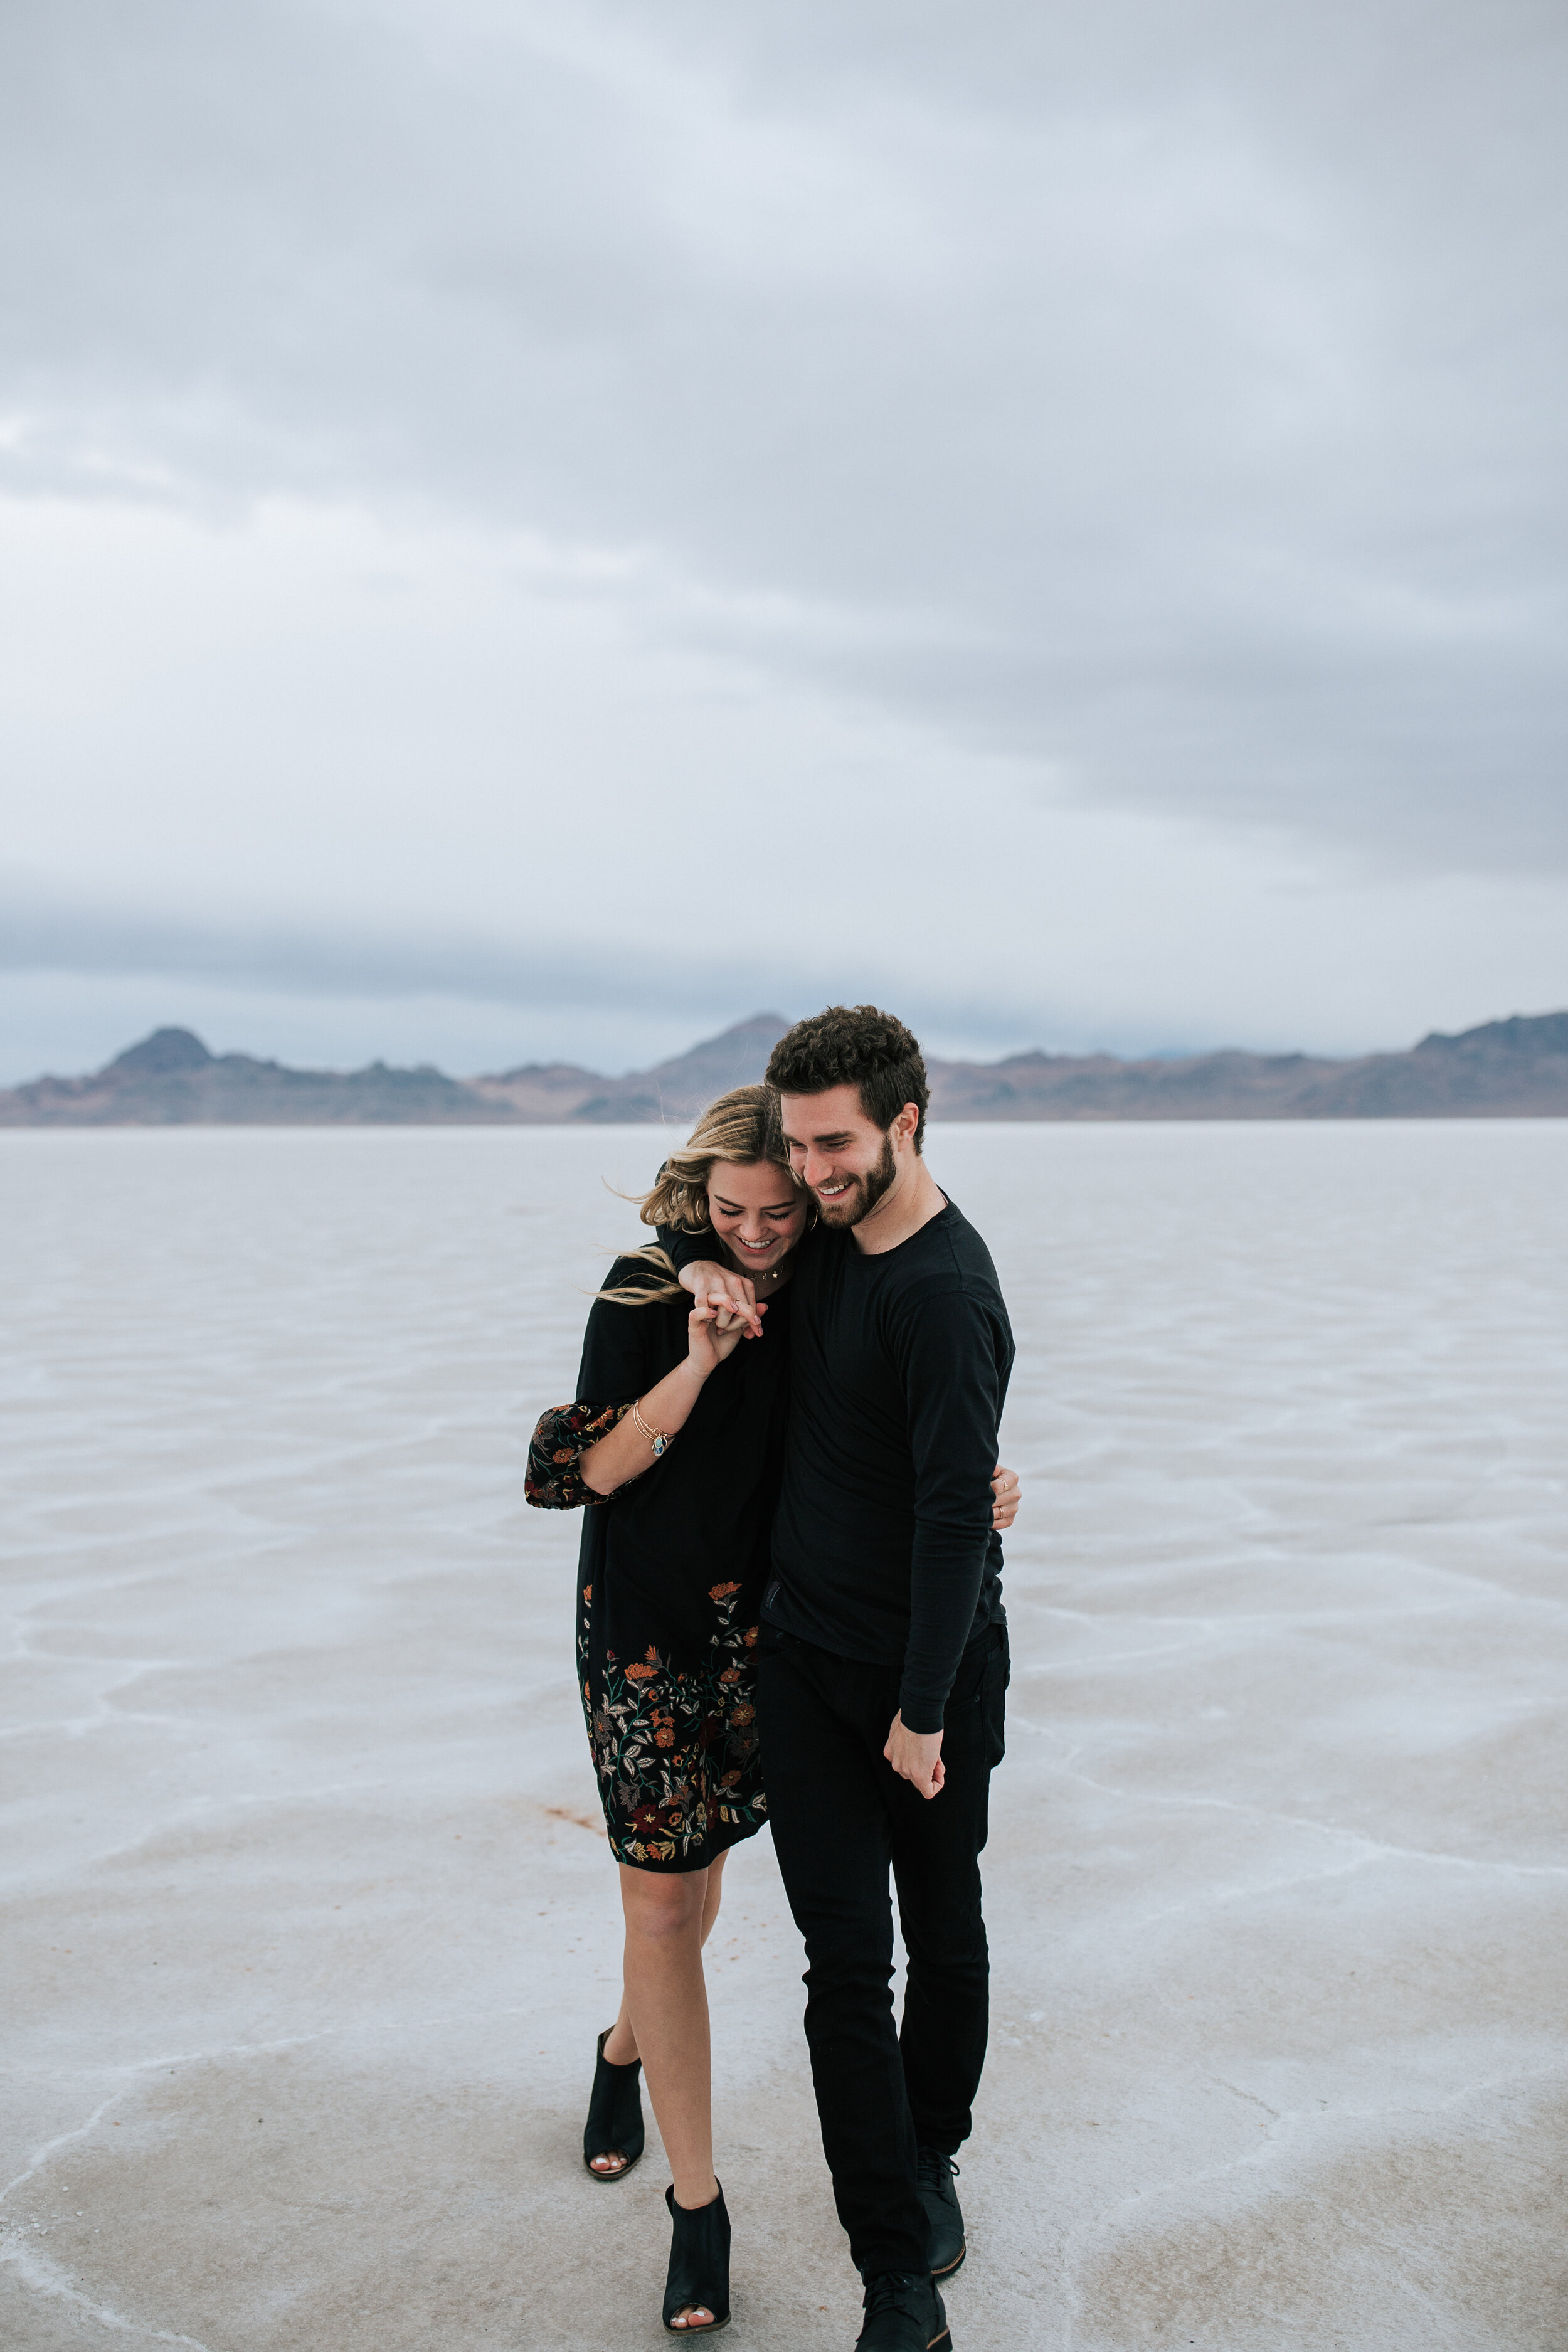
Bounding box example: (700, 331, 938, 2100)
(524, 1263, 660, 1510)
(524, 1398, 633, 1509)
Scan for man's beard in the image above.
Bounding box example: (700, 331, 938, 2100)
(818, 1133, 897, 1227)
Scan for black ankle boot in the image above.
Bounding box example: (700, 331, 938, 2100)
(857, 2270, 950, 2351)
(916, 2149, 966, 2278)
(662, 2180, 731, 2333)
(582, 2027, 644, 2180)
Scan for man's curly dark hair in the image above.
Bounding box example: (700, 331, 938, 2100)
(765, 1004, 930, 1153)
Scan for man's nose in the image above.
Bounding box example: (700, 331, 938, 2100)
(802, 1150, 832, 1187)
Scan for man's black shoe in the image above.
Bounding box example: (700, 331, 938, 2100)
(856, 2271, 950, 2351)
(916, 2149, 967, 2279)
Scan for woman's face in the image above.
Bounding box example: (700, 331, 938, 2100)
(706, 1159, 810, 1276)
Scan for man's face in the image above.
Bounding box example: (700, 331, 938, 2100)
(776, 1083, 911, 1228)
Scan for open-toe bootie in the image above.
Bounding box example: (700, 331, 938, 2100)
(583, 2028, 645, 2181)
(662, 2180, 731, 2333)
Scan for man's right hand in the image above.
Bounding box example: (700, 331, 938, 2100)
(884, 1713, 945, 1799)
(677, 1258, 765, 1338)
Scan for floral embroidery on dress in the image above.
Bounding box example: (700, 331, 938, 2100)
(524, 1399, 634, 1509)
(577, 1580, 766, 1868)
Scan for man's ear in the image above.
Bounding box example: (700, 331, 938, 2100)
(893, 1102, 920, 1150)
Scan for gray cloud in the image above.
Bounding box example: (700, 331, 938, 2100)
(3, 0, 1564, 883)
(0, 879, 1081, 1079)
(0, 882, 786, 1029)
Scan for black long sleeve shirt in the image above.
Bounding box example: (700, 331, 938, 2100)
(669, 1199, 1014, 1730)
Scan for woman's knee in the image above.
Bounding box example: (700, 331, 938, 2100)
(622, 1869, 707, 1945)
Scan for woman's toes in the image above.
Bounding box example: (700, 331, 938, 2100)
(590, 2152, 624, 2173)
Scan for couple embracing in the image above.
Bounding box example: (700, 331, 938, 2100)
(527, 1005, 1018, 2351)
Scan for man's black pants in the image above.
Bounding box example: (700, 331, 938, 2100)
(756, 1620, 1009, 2279)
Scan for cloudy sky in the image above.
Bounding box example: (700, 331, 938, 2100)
(2, 0, 1564, 1082)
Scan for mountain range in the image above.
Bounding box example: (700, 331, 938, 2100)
(3, 1009, 1566, 1125)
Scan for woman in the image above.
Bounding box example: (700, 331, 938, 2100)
(526, 1086, 1019, 2335)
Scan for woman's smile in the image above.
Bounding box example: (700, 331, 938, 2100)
(707, 1157, 810, 1276)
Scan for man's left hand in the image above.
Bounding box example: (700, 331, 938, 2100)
(884, 1712, 945, 1799)
(992, 1464, 1020, 1530)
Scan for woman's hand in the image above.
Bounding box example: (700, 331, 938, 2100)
(677, 1259, 765, 1338)
(992, 1465, 1020, 1530)
(687, 1296, 750, 1379)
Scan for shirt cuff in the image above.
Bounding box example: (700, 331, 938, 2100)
(896, 1689, 949, 1737)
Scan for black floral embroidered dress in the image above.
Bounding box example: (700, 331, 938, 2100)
(527, 1258, 791, 1872)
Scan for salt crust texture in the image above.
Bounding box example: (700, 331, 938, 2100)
(2, 1121, 1565, 2349)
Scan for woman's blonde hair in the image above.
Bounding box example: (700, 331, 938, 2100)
(599, 1083, 805, 1304)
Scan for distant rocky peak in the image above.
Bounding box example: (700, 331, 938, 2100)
(1414, 1010, 1568, 1057)
(107, 1027, 214, 1075)
(643, 1012, 790, 1083)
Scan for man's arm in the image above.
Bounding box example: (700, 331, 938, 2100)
(886, 1451, 1018, 1798)
(894, 1286, 1009, 1741)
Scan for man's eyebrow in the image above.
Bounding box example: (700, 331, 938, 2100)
(788, 1130, 854, 1147)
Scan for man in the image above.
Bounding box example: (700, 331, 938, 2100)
(674, 1005, 1014, 2352)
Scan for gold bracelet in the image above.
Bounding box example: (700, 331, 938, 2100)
(632, 1396, 674, 1458)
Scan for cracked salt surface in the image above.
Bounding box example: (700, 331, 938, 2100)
(3, 1121, 1566, 2349)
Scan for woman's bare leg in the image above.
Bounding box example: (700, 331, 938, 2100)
(600, 1993, 639, 2073)
(594, 1861, 724, 2328)
(600, 1848, 729, 2074)
(618, 1866, 716, 2201)
(699, 1846, 728, 1945)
